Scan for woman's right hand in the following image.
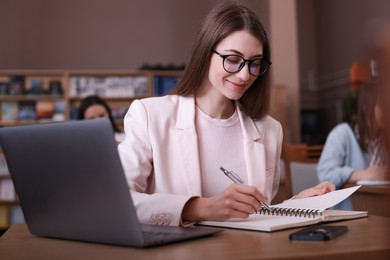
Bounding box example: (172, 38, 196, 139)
(181, 184, 267, 223)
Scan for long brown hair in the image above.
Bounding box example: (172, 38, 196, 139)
(357, 81, 382, 152)
(170, 1, 271, 121)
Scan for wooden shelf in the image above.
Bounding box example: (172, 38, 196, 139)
(0, 69, 183, 127)
(0, 174, 10, 180)
(0, 120, 60, 127)
(0, 95, 65, 102)
(68, 95, 149, 102)
(0, 200, 19, 206)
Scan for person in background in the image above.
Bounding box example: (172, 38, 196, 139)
(118, 1, 334, 227)
(78, 95, 125, 143)
(373, 25, 390, 165)
(317, 81, 388, 210)
(373, 29, 390, 188)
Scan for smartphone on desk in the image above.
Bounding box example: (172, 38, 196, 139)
(289, 225, 348, 241)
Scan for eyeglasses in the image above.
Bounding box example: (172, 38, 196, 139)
(213, 50, 271, 77)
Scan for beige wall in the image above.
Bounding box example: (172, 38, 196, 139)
(2, 0, 390, 143)
(0, 0, 267, 70)
(269, 0, 300, 143)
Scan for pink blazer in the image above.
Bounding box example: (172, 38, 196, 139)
(118, 95, 283, 226)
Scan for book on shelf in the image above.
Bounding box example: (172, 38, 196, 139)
(0, 82, 9, 95)
(48, 80, 63, 95)
(8, 75, 25, 95)
(0, 153, 9, 176)
(26, 78, 46, 95)
(52, 101, 66, 121)
(68, 76, 149, 98)
(0, 205, 9, 228)
(18, 101, 37, 121)
(1, 102, 18, 122)
(9, 205, 25, 225)
(23, 77, 64, 96)
(36, 101, 55, 119)
(153, 76, 180, 96)
(0, 178, 16, 201)
(197, 186, 366, 232)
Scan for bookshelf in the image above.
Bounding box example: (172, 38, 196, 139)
(0, 149, 21, 229)
(0, 70, 67, 127)
(0, 69, 183, 128)
(0, 69, 183, 228)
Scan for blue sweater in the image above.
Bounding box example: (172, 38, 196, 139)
(317, 123, 371, 210)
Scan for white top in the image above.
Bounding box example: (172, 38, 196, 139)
(196, 106, 246, 197)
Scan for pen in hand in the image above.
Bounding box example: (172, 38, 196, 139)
(219, 166, 272, 211)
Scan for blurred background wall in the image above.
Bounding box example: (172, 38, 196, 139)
(298, 0, 390, 144)
(1, 0, 389, 144)
(0, 0, 268, 70)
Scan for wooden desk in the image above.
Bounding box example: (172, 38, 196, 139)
(350, 185, 390, 218)
(1, 216, 389, 259)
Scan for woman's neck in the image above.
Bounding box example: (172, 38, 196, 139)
(195, 93, 235, 119)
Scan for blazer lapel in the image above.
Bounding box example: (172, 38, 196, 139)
(236, 102, 267, 191)
(175, 96, 202, 195)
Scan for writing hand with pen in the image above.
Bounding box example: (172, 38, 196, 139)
(219, 166, 272, 211)
(181, 166, 270, 223)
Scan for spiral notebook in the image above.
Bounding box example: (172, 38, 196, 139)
(197, 186, 367, 232)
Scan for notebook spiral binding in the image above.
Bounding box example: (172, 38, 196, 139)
(258, 207, 322, 218)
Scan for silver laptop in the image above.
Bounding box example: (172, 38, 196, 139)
(0, 119, 222, 247)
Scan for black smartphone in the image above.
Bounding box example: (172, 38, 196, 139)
(289, 225, 348, 241)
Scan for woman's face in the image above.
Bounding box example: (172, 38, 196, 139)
(84, 104, 109, 120)
(207, 30, 263, 100)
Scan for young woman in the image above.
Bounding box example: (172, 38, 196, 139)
(317, 81, 388, 209)
(78, 95, 125, 142)
(118, 2, 334, 226)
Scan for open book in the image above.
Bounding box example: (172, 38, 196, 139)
(197, 185, 367, 232)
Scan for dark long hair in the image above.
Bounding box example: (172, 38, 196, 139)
(77, 95, 121, 133)
(170, 1, 271, 120)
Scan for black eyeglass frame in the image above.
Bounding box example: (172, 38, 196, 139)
(213, 50, 271, 77)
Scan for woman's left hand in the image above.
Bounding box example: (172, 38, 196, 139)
(292, 181, 335, 199)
